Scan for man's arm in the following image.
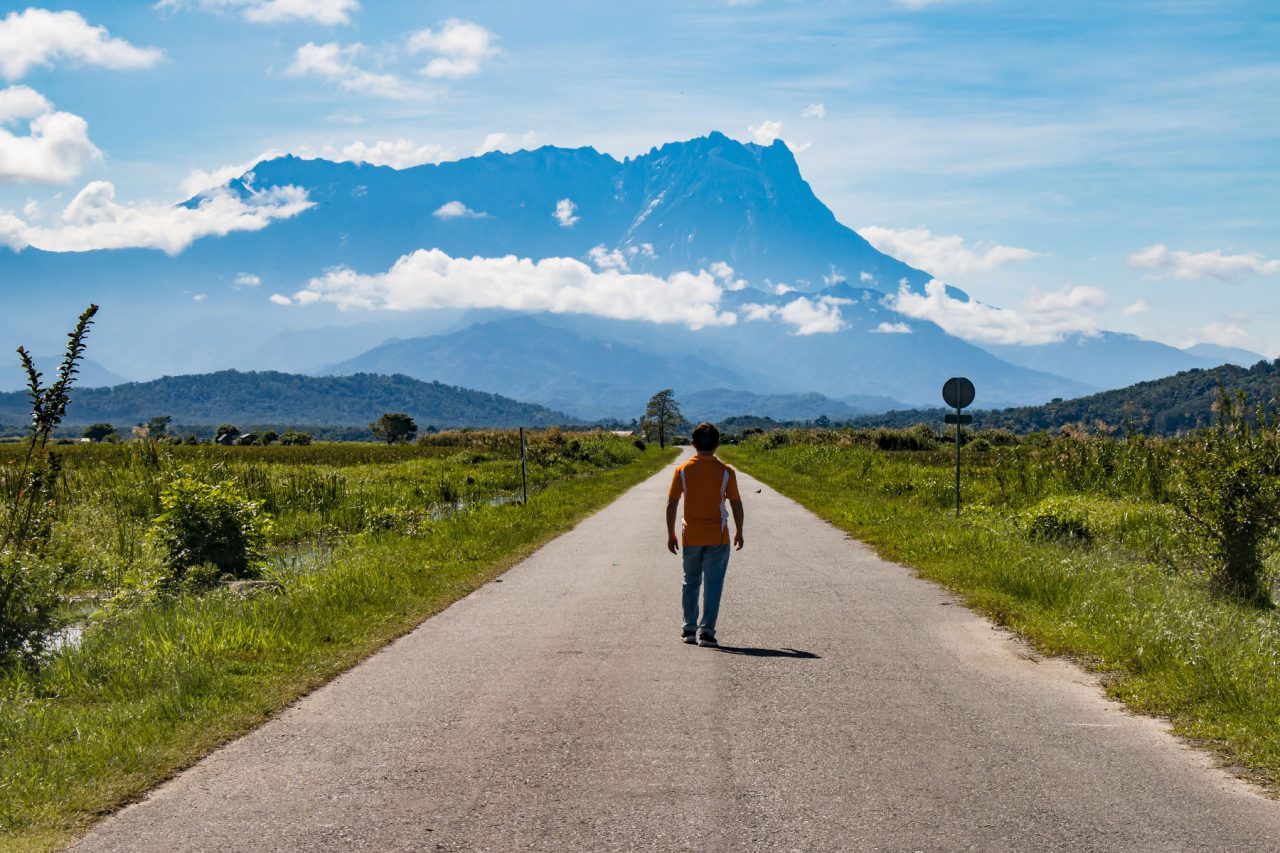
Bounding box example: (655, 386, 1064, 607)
(666, 497, 680, 554)
(730, 499, 745, 550)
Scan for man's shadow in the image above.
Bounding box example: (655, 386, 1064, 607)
(712, 646, 820, 659)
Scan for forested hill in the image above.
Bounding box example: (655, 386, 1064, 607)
(849, 358, 1280, 435)
(0, 371, 573, 430)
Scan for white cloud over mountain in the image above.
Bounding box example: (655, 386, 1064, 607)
(287, 42, 420, 100)
(337, 139, 449, 168)
(156, 0, 359, 26)
(0, 85, 101, 183)
(748, 120, 783, 145)
(407, 19, 498, 79)
(282, 248, 738, 329)
(860, 226, 1039, 278)
(1, 180, 312, 254)
(1127, 243, 1280, 281)
(890, 279, 1106, 345)
(0, 9, 163, 80)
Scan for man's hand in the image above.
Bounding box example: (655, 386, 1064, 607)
(667, 532, 679, 554)
(734, 528, 745, 551)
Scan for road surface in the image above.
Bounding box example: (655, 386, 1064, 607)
(72, 454, 1280, 851)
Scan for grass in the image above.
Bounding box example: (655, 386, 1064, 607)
(722, 433, 1280, 792)
(0, 434, 675, 851)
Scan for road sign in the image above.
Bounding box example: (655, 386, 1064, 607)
(942, 377, 976, 410)
(944, 414, 973, 425)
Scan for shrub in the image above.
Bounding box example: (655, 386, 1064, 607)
(1023, 497, 1093, 544)
(0, 554, 68, 666)
(874, 427, 934, 451)
(279, 430, 312, 446)
(151, 478, 272, 587)
(633, 439, 646, 451)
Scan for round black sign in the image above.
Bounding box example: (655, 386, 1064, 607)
(942, 377, 976, 410)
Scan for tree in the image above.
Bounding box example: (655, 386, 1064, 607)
(83, 422, 117, 442)
(641, 390, 684, 449)
(261, 430, 279, 445)
(215, 424, 240, 445)
(279, 430, 312, 446)
(146, 416, 171, 440)
(371, 412, 417, 444)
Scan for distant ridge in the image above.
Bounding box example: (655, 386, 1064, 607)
(0, 370, 573, 430)
(845, 359, 1280, 435)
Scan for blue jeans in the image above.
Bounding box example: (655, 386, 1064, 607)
(682, 544, 731, 634)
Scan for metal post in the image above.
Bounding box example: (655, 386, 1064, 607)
(520, 426, 528, 505)
(955, 405, 962, 516)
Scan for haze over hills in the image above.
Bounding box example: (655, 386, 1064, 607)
(2, 132, 1259, 422)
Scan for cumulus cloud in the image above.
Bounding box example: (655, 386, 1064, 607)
(234, 272, 261, 287)
(890, 279, 1106, 345)
(281, 249, 738, 329)
(2, 180, 313, 254)
(873, 321, 912, 334)
(269, 293, 293, 305)
(0, 9, 163, 80)
(1127, 243, 1280, 281)
(709, 260, 747, 291)
(432, 200, 486, 220)
(1193, 322, 1255, 350)
(860, 225, 1039, 278)
(286, 42, 419, 100)
(339, 138, 448, 168)
(1123, 299, 1151, 316)
(748, 120, 783, 145)
(0, 86, 101, 183)
(156, 0, 358, 25)
(192, 293, 208, 302)
(741, 303, 777, 322)
(554, 198, 579, 228)
(801, 103, 826, 119)
(588, 245, 628, 272)
(407, 19, 497, 79)
(777, 296, 850, 335)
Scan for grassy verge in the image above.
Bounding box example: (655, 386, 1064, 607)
(0, 446, 676, 851)
(722, 441, 1280, 792)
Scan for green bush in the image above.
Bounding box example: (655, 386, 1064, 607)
(1023, 496, 1093, 544)
(151, 478, 272, 587)
(0, 554, 67, 666)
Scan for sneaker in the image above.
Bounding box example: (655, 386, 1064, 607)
(697, 632, 718, 647)
(681, 629, 697, 644)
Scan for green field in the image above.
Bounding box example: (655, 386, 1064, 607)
(723, 428, 1280, 792)
(0, 432, 674, 851)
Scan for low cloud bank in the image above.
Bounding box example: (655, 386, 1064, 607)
(890, 279, 1105, 345)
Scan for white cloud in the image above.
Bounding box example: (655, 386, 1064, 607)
(1123, 299, 1151, 316)
(774, 283, 795, 295)
(3, 180, 312, 254)
(727, 0, 760, 5)
(338, 138, 448, 168)
(748, 120, 783, 145)
(554, 198, 579, 228)
(476, 130, 541, 155)
(155, 0, 358, 25)
(178, 149, 284, 197)
(588, 245, 628, 272)
(801, 103, 826, 119)
(860, 225, 1040, 278)
(1193, 322, 1255, 350)
(406, 19, 497, 79)
(741, 303, 777, 322)
(22, 199, 39, 219)
(0, 86, 101, 183)
(859, 271, 874, 283)
(777, 296, 849, 335)
(872, 321, 912, 334)
(432, 200, 486, 220)
(896, 0, 964, 8)
(286, 42, 419, 100)
(234, 272, 261, 288)
(1127, 243, 1280, 281)
(269, 293, 293, 305)
(192, 293, 207, 302)
(0, 9, 163, 80)
(477, 132, 508, 155)
(708, 260, 747, 291)
(890, 279, 1107, 345)
(287, 249, 738, 330)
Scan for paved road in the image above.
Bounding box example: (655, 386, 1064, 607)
(73, 454, 1280, 851)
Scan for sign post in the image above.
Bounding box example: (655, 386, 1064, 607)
(941, 377, 976, 516)
(519, 427, 528, 505)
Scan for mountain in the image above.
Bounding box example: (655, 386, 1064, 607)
(1, 356, 129, 393)
(981, 332, 1223, 390)
(680, 388, 901, 423)
(849, 358, 1280, 435)
(0, 371, 572, 430)
(1184, 343, 1267, 368)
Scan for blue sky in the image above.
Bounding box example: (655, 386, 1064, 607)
(2, 0, 1278, 355)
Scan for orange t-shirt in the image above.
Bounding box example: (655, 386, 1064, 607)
(669, 454, 741, 546)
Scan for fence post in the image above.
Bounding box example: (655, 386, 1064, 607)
(520, 426, 528, 505)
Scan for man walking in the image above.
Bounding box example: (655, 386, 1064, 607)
(666, 422, 745, 647)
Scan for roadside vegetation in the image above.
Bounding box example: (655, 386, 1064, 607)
(0, 310, 673, 850)
(722, 407, 1280, 790)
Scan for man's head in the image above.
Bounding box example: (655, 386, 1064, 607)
(692, 422, 720, 453)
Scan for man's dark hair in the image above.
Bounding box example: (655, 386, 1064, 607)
(692, 422, 720, 452)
